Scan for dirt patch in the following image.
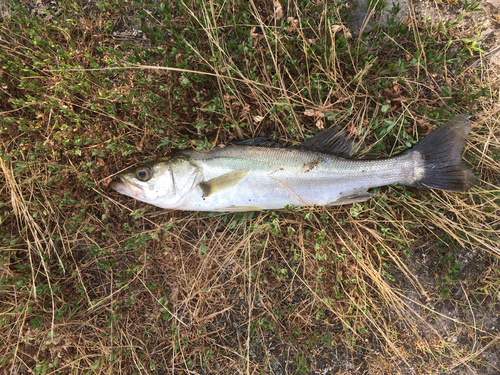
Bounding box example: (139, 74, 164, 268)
(394, 242, 500, 374)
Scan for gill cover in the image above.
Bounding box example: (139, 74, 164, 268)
(111, 156, 203, 209)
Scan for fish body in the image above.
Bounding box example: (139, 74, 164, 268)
(111, 115, 475, 212)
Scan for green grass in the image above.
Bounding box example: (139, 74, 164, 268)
(1, 0, 499, 373)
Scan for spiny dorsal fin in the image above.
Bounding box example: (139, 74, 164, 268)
(297, 126, 358, 158)
(200, 170, 249, 197)
(230, 137, 282, 147)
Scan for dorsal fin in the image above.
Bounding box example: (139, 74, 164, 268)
(230, 128, 358, 157)
(297, 126, 357, 158)
(230, 137, 282, 147)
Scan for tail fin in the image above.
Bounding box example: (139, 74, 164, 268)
(407, 114, 476, 191)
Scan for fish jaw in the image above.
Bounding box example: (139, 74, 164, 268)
(110, 178, 146, 200)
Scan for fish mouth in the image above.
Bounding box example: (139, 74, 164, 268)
(110, 177, 146, 199)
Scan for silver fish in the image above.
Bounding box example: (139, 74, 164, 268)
(110, 115, 475, 212)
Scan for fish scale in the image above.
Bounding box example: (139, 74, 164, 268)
(179, 147, 415, 211)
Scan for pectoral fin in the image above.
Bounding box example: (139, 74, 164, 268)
(200, 170, 249, 197)
(328, 191, 373, 206)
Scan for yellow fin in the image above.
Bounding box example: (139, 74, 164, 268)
(200, 170, 249, 197)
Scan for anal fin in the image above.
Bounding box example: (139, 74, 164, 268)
(327, 191, 373, 206)
(215, 206, 262, 212)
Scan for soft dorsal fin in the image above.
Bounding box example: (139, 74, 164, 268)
(230, 137, 282, 147)
(297, 126, 357, 158)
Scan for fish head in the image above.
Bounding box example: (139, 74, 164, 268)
(110, 156, 201, 209)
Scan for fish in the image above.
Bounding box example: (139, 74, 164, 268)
(110, 115, 476, 212)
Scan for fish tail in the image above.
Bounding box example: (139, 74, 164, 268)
(405, 114, 476, 191)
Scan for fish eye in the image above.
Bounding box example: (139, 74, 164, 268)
(135, 165, 153, 181)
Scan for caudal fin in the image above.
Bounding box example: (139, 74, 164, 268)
(407, 114, 476, 191)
